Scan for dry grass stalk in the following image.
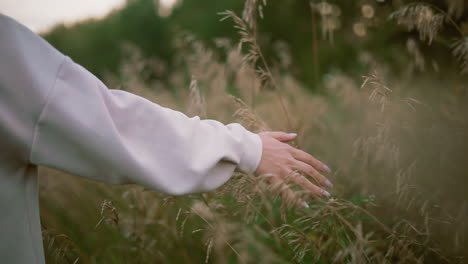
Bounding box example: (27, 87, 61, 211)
(229, 95, 269, 132)
(390, 4, 444, 45)
(361, 70, 392, 113)
(451, 37, 468, 74)
(219, 6, 294, 132)
(187, 77, 207, 118)
(310, 1, 341, 43)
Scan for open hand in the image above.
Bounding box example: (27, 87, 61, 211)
(255, 131, 332, 208)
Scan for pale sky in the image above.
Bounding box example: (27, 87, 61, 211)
(0, 0, 127, 33)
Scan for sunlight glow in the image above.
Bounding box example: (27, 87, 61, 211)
(158, 0, 179, 17)
(0, 0, 126, 33)
(160, 0, 177, 8)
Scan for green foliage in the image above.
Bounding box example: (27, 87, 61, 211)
(44, 0, 172, 78)
(43, 0, 467, 89)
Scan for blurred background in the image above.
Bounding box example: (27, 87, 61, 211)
(3, 0, 466, 90)
(2, 0, 468, 263)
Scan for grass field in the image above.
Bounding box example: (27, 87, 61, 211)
(39, 1, 468, 263)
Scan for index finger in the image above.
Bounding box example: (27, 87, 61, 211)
(291, 148, 331, 173)
(285, 171, 331, 198)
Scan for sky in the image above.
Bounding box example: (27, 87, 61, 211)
(0, 0, 127, 33)
(0, 0, 175, 33)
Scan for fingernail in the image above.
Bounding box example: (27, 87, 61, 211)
(301, 201, 309, 209)
(321, 189, 331, 197)
(323, 164, 331, 173)
(324, 180, 333, 188)
(288, 133, 297, 137)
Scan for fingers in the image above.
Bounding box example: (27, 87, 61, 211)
(291, 148, 331, 173)
(258, 131, 333, 202)
(292, 160, 333, 188)
(265, 131, 297, 142)
(285, 170, 331, 198)
(268, 176, 309, 209)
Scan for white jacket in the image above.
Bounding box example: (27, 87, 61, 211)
(0, 14, 262, 263)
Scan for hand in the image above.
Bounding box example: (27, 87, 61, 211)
(255, 131, 332, 208)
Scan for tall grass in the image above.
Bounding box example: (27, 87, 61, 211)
(40, 1, 468, 263)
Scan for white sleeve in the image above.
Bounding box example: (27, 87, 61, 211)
(30, 57, 263, 195)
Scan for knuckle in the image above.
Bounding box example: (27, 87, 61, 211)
(306, 154, 316, 164)
(281, 143, 292, 150)
(286, 156, 296, 165)
(281, 167, 291, 176)
(304, 164, 316, 175)
(288, 145, 297, 152)
(296, 148, 305, 155)
(294, 173, 304, 182)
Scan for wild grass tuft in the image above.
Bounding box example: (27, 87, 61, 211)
(39, 1, 468, 263)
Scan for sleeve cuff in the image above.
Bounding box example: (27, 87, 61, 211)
(237, 130, 263, 174)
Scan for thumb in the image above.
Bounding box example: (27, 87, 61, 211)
(267, 131, 297, 142)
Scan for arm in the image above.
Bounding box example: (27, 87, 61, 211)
(1, 13, 331, 201)
(30, 57, 263, 195)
